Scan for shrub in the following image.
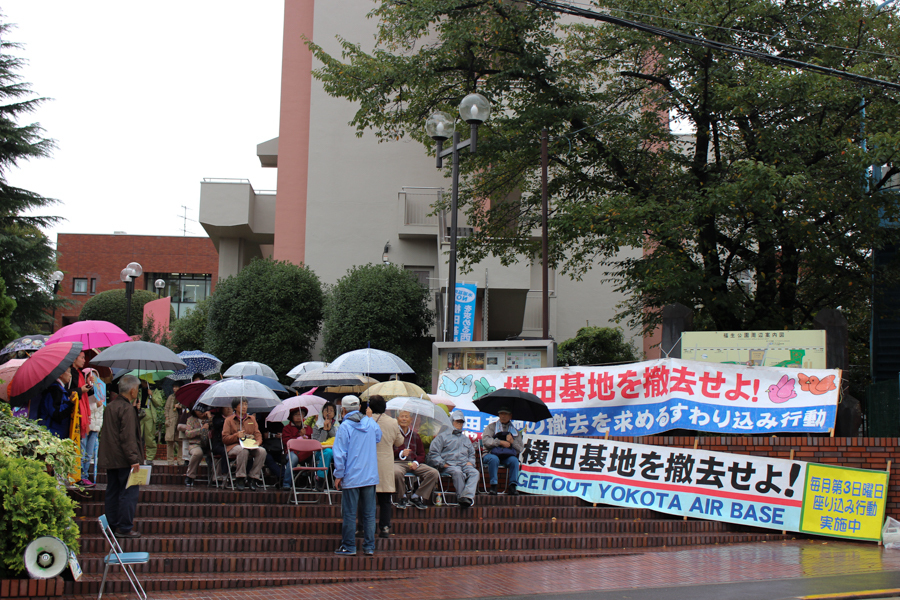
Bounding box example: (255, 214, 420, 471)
(557, 326, 640, 366)
(0, 455, 80, 577)
(206, 258, 324, 381)
(79, 289, 175, 334)
(169, 297, 211, 353)
(322, 263, 434, 380)
(0, 406, 80, 480)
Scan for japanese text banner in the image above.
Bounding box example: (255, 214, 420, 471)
(440, 358, 840, 435)
(518, 434, 887, 541)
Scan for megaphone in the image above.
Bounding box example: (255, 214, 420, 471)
(23, 537, 69, 579)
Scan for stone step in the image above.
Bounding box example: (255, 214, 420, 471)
(65, 568, 414, 596)
(77, 515, 733, 536)
(78, 543, 745, 577)
(75, 500, 654, 521)
(79, 526, 779, 555)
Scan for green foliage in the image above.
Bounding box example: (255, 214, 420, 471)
(0, 19, 65, 334)
(79, 289, 174, 335)
(558, 326, 640, 366)
(0, 274, 17, 347)
(206, 258, 324, 381)
(169, 297, 211, 353)
(322, 263, 434, 379)
(309, 0, 900, 336)
(0, 408, 80, 482)
(139, 314, 172, 349)
(0, 455, 79, 577)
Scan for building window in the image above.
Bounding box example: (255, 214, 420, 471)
(90, 278, 97, 294)
(73, 278, 88, 294)
(405, 267, 433, 290)
(145, 272, 213, 318)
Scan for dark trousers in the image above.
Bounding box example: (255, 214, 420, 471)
(377, 492, 392, 529)
(105, 467, 140, 532)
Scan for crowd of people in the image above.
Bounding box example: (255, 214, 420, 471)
(29, 365, 525, 550)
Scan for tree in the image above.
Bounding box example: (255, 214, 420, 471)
(322, 263, 435, 377)
(0, 19, 65, 333)
(205, 258, 324, 380)
(0, 275, 17, 347)
(309, 0, 900, 336)
(558, 326, 640, 366)
(169, 297, 211, 353)
(79, 289, 173, 334)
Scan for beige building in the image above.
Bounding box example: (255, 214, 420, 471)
(199, 1, 642, 351)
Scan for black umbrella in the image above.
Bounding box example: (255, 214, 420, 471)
(89, 341, 186, 372)
(473, 388, 552, 422)
(8, 341, 83, 407)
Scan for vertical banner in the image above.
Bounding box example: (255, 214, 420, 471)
(453, 282, 477, 342)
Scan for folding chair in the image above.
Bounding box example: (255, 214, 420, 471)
(286, 439, 332, 505)
(478, 441, 511, 494)
(97, 515, 150, 600)
(435, 471, 462, 506)
(393, 472, 420, 507)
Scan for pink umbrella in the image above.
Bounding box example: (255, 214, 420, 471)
(0, 358, 27, 401)
(47, 320, 131, 350)
(267, 394, 328, 422)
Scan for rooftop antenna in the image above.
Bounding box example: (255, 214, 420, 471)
(179, 205, 198, 236)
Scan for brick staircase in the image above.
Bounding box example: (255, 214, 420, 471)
(67, 463, 790, 596)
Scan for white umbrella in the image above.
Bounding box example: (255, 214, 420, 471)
(266, 394, 328, 422)
(195, 378, 281, 413)
(385, 396, 452, 436)
(287, 361, 329, 379)
(223, 361, 277, 379)
(328, 348, 414, 375)
(291, 368, 369, 388)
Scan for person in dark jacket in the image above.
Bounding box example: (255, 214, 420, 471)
(36, 369, 74, 439)
(98, 375, 144, 538)
(392, 410, 439, 509)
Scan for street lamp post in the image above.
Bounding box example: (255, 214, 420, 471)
(50, 270, 64, 333)
(426, 93, 491, 343)
(154, 279, 166, 298)
(120, 262, 143, 335)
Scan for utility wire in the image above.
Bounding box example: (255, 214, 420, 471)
(528, 0, 900, 92)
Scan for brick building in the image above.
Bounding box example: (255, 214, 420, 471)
(53, 233, 219, 331)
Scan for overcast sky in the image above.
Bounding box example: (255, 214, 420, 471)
(3, 1, 284, 244)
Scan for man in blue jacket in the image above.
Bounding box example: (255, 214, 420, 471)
(332, 395, 382, 556)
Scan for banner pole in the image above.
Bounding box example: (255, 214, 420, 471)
(783, 449, 796, 535)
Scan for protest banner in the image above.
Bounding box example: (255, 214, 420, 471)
(440, 358, 840, 436)
(517, 434, 888, 542)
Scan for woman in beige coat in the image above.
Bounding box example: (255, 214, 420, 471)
(367, 395, 403, 539)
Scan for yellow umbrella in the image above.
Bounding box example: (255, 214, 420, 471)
(325, 375, 378, 395)
(360, 380, 430, 402)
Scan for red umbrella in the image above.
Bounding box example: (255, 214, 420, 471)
(47, 320, 130, 350)
(174, 380, 216, 408)
(9, 341, 83, 407)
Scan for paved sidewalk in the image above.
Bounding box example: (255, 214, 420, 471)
(71, 539, 900, 600)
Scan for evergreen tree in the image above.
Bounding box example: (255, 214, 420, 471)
(0, 17, 63, 333)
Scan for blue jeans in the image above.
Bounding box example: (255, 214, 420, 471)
(483, 452, 520, 486)
(341, 485, 375, 553)
(81, 431, 99, 480)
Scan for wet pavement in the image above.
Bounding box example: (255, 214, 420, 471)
(67, 538, 900, 600)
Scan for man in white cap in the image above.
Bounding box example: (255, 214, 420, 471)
(332, 394, 382, 556)
(427, 409, 479, 508)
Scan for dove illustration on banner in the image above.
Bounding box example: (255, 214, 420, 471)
(798, 373, 837, 395)
(767, 374, 797, 403)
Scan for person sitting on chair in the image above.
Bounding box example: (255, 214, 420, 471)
(481, 407, 523, 495)
(427, 410, 479, 508)
(222, 398, 267, 491)
(282, 407, 313, 489)
(393, 409, 439, 509)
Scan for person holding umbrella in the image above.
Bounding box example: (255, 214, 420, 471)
(36, 369, 75, 439)
(481, 407, 523, 495)
(164, 381, 184, 466)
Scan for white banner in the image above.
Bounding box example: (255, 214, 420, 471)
(440, 358, 840, 435)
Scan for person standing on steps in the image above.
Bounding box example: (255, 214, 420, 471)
(332, 395, 381, 557)
(98, 375, 144, 539)
(366, 395, 404, 539)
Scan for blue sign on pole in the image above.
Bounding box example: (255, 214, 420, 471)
(453, 282, 477, 342)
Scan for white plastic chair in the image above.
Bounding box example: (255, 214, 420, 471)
(97, 514, 150, 600)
